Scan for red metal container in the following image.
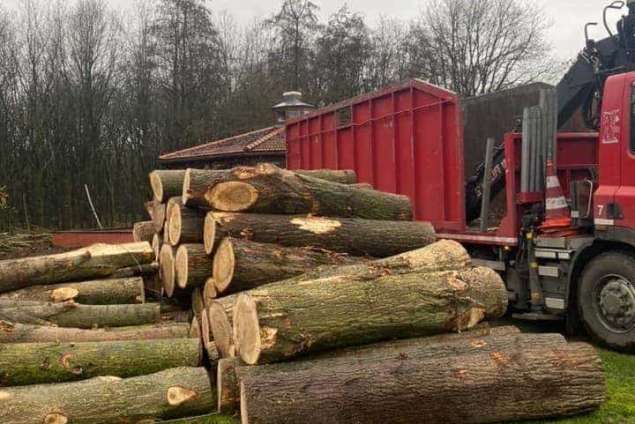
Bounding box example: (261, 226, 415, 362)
(286, 80, 465, 232)
(52, 229, 134, 249)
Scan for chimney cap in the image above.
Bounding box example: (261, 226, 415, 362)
(272, 91, 315, 110)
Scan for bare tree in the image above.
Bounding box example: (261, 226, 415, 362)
(411, 0, 554, 96)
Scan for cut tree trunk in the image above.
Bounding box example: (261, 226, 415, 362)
(168, 204, 206, 246)
(146, 200, 167, 232)
(217, 326, 519, 414)
(0, 321, 191, 343)
(160, 244, 177, 298)
(0, 300, 161, 328)
(199, 164, 413, 220)
(203, 278, 218, 305)
(213, 238, 365, 296)
(176, 244, 213, 290)
(165, 197, 184, 235)
(233, 266, 507, 365)
(217, 357, 242, 415)
(150, 170, 187, 203)
(351, 182, 374, 190)
(208, 299, 236, 359)
(152, 233, 163, 260)
(134, 221, 156, 243)
(112, 262, 159, 278)
(192, 288, 205, 323)
(204, 212, 435, 257)
(0, 367, 216, 423)
(239, 340, 605, 424)
(293, 169, 357, 184)
(0, 242, 154, 293)
(0, 338, 202, 386)
(0, 276, 145, 305)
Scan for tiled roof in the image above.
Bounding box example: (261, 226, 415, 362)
(159, 126, 285, 163)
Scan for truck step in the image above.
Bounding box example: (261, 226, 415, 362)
(511, 312, 563, 322)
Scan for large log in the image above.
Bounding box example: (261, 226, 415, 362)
(134, 221, 156, 243)
(203, 277, 218, 304)
(152, 233, 163, 260)
(168, 204, 206, 246)
(239, 340, 605, 424)
(0, 321, 191, 343)
(165, 197, 184, 235)
(233, 266, 507, 365)
(0, 277, 145, 305)
(0, 242, 154, 294)
(217, 326, 518, 414)
(0, 338, 202, 386)
(146, 200, 167, 232)
(197, 164, 413, 220)
(204, 212, 435, 257)
(160, 244, 178, 298)
(150, 170, 187, 202)
(292, 169, 357, 184)
(0, 367, 216, 423)
(0, 301, 161, 328)
(213, 238, 365, 296)
(176, 244, 213, 291)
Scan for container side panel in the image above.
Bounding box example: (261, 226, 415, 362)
(323, 114, 338, 169)
(373, 107, 397, 192)
(337, 128, 355, 171)
(286, 123, 301, 169)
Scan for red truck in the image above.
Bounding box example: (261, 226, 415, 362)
(285, 2, 635, 350)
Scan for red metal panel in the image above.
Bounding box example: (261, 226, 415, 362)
(52, 230, 134, 249)
(286, 80, 465, 232)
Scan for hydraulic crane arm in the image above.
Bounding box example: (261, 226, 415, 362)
(465, 1, 635, 223)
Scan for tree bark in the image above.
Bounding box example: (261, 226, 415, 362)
(217, 357, 242, 415)
(160, 244, 177, 298)
(134, 221, 156, 243)
(0, 321, 192, 343)
(168, 204, 206, 246)
(205, 212, 435, 257)
(0, 338, 202, 386)
(183, 169, 226, 208)
(0, 242, 155, 293)
(350, 182, 374, 190)
(0, 276, 145, 305)
(150, 170, 187, 203)
(199, 164, 412, 220)
(213, 238, 365, 296)
(0, 300, 161, 328)
(165, 197, 184, 235)
(233, 266, 507, 365)
(0, 367, 216, 423)
(112, 262, 159, 279)
(293, 169, 357, 184)
(239, 341, 605, 424)
(176, 244, 213, 291)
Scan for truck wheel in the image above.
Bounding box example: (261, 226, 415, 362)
(578, 252, 635, 351)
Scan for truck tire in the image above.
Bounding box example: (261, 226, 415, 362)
(578, 252, 635, 351)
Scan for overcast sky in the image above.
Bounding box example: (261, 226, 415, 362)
(1, 0, 625, 61)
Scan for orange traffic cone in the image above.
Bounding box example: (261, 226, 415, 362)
(541, 160, 572, 231)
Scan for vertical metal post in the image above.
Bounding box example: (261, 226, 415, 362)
(521, 108, 531, 193)
(479, 137, 496, 232)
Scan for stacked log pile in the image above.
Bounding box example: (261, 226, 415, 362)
(0, 163, 606, 423)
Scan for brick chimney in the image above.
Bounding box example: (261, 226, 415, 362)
(272, 92, 315, 127)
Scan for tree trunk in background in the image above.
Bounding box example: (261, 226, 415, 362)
(205, 212, 435, 257)
(239, 342, 605, 424)
(233, 267, 506, 365)
(0, 338, 202, 386)
(0, 321, 192, 343)
(0, 367, 216, 423)
(0, 301, 161, 328)
(150, 170, 187, 202)
(212, 237, 365, 295)
(0, 277, 145, 305)
(0, 242, 154, 293)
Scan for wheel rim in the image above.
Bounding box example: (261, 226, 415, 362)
(594, 273, 635, 333)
